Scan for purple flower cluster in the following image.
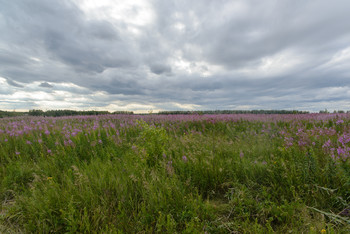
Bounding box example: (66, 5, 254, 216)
(0, 113, 350, 163)
(278, 117, 350, 162)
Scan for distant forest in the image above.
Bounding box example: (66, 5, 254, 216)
(0, 109, 348, 118)
(0, 110, 133, 118)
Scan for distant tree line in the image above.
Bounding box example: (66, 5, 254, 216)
(157, 110, 310, 115)
(27, 109, 134, 117)
(0, 110, 26, 118)
(319, 109, 346, 114)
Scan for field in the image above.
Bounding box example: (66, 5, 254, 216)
(0, 114, 350, 233)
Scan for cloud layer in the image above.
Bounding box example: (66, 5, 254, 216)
(1, 0, 350, 112)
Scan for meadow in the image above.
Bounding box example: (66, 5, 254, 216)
(0, 114, 349, 233)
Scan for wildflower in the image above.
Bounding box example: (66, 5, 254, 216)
(47, 149, 52, 153)
(38, 139, 43, 143)
(182, 155, 188, 162)
(15, 152, 20, 155)
(284, 137, 294, 147)
(47, 177, 53, 180)
(337, 147, 345, 156)
(26, 140, 32, 144)
(239, 151, 244, 158)
(336, 119, 344, 125)
(322, 139, 331, 148)
(321, 229, 326, 233)
(45, 130, 50, 135)
(338, 134, 350, 145)
(4, 139, 8, 142)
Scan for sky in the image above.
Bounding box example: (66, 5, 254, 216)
(1, 0, 350, 113)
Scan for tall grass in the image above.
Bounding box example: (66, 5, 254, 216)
(0, 114, 349, 233)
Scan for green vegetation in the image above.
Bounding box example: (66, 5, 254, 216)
(0, 111, 26, 118)
(0, 110, 134, 118)
(28, 109, 134, 116)
(0, 115, 349, 233)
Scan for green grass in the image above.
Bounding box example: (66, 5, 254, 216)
(0, 116, 350, 233)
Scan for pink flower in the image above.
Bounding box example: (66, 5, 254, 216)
(323, 139, 331, 148)
(47, 149, 52, 153)
(336, 119, 344, 125)
(182, 155, 188, 162)
(337, 147, 345, 156)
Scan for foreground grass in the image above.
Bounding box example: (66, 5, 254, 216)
(0, 115, 349, 233)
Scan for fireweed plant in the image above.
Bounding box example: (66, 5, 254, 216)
(0, 114, 349, 233)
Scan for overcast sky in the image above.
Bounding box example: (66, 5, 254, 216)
(1, 0, 350, 113)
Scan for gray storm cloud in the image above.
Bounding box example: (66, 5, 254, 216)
(1, 0, 350, 111)
(39, 82, 53, 88)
